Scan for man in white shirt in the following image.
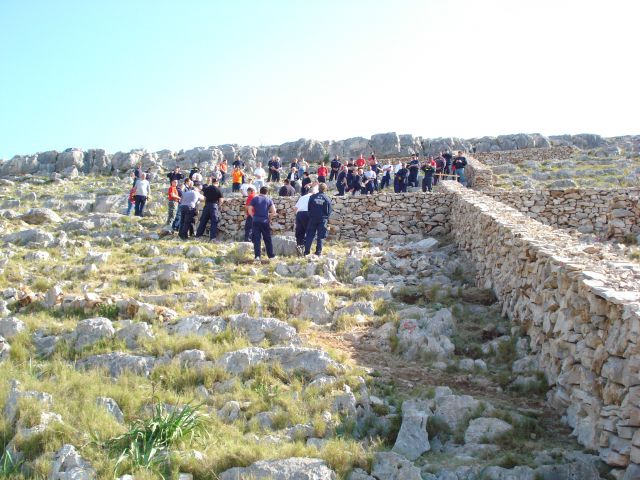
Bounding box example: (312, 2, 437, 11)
(179, 185, 204, 239)
(380, 162, 392, 190)
(253, 163, 266, 190)
(294, 183, 318, 256)
(363, 167, 377, 195)
(133, 173, 151, 217)
(240, 178, 256, 197)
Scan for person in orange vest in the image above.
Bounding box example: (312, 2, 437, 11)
(219, 159, 228, 185)
(166, 179, 181, 225)
(231, 166, 244, 193)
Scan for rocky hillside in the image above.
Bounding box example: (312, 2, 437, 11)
(2, 132, 639, 178)
(0, 176, 617, 479)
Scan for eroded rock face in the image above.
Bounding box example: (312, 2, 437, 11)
(464, 417, 513, 444)
(49, 444, 96, 480)
(219, 457, 336, 480)
(371, 452, 422, 480)
(392, 400, 431, 461)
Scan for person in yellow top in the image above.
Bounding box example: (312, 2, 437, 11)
(232, 166, 244, 192)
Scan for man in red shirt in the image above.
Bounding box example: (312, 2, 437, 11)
(317, 163, 328, 183)
(244, 186, 256, 241)
(355, 154, 366, 169)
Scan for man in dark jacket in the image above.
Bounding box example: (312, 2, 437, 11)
(421, 160, 436, 192)
(452, 151, 468, 185)
(407, 154, 420, 188)
(278, 179, 296, 197)
(195, 177, 224, 241)
(329, 156, 342, 182)
(336, 166, 348, 196)
(394, 164, 408, 193)
(167, 166, 184, 184)
(304, 183, 332, 256)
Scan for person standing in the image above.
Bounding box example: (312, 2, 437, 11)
(166, 179, 181, 225)
(133, 163, 143, 187)
(253, 163, 266, 191)
(300, 172, 312, 195)
(248, 186, 276, 262)
(179, 185, 204, 239)
(231, 166, 244, 193)
(219, 159, 228, 185)
(244, 186, 256, 242)
(421, 159, 436, 192)
(317, 162, 328, 183)
(269, 156, 281, 183)
(195, 177, 224, 241)
(278, 179, 296, 197)
(299, 158, 309, 176)
(336, 165, 348, 196)
(133, 172, 151, 216)
(452, 151, 468, 185)
(355, 154, 366, 169)
(434, 155, 445, 186)
(167, 166, 184, 184)
(329, 156, 341, 182)
(407, 154, 420, 188)
(294, 185, 315, 256)
(442, 150, 453, 175)
(286, 167, 300, 192)
(304, 183, 332, 256)
(380, 161, 392, 190)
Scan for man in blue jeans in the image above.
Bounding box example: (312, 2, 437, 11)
(304, 183, 332, 256)
(195, 177, 224, 241)
(248, 186, 277, 262)
(452, 151, 468, 186)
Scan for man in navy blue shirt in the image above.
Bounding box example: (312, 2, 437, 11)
(304, 183, 332, 256)
(248, 186, 276, 262)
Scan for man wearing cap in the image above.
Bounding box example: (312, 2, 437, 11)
(304, 183, 332, 256)
(195, 177, 224, 241)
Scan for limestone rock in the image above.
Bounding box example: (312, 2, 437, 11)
(3, 228, 54, 246)
(76, 352, 155, 377)
(227, 313, 299, 345)
(392, 400, 431, 461)
(19, 207, 62, 225)
(288, 291, 331, 324)
(167, 315, 226, 336)
(464, 417, 513, 444)
(0, 316, 25, 339)
(115, 321, 154, 348)
(271, 236, 298, 257)
(219, 457, 336, 480)
(434, 394, 482, 430)
(96, 397, 125, 423)
(371, 451, 422, 480)
(0, 336, 10, 360)
(4, 380, 54, 423)
(216, 347, 343, 377)
(74, 317, 115, 350)
(233, 291, 261, 314)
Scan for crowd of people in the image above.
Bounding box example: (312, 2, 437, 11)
(125, 150, 469, 260)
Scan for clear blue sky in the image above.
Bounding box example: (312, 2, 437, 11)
(0, 0, 638, 159)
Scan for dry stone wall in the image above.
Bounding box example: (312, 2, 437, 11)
(442, 181, 640, 472)
(217, 192, 451, 241)
(484, 188, 640, 238)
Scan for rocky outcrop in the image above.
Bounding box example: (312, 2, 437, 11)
(219, 457, 336, 480)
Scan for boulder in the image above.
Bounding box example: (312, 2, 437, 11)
(233, 291, 261, 314)
(74, 317, 115, 350)
(76, 352, 155, 377)
(115, 321, 154, 348)
(166, 315, 226, 336)
(3, 228, 54, 246)
(93, 195, 125, 213)
(288, 291, 331, 324)
(216, 346, 343, 377)
(0, 336, 11, 360)
(219, 457, 336, 480)
(49, 444, 95, 480)
(0, 316, 25, 339)
(371, 452, 422, 480)
(370, 132, 401, 156)
(464, 417, 513, 444)
(19, 208, 62, 225)
(478, 466, 535, 480)
(333, 301, 375, 319)
(434, 394, 482, 430)
(271, 236, 298, 256)
(227, 313, 299, 345)
(4, 380, 53, 423)
(392, 400, 431, 461)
